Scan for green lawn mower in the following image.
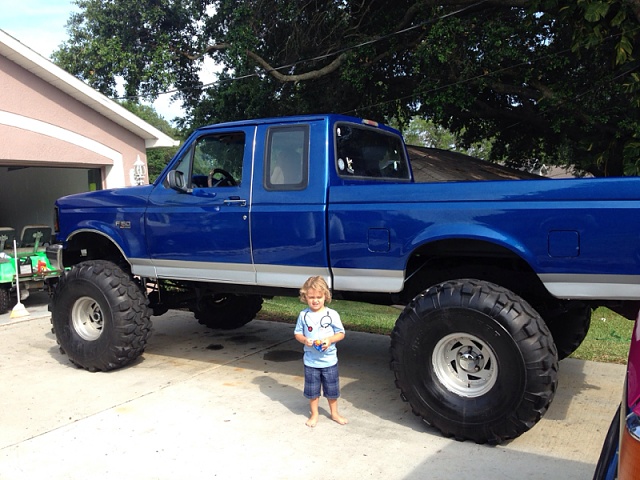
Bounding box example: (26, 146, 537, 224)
(0, 226, 61, 315)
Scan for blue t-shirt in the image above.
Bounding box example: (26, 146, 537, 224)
(294, 307, 345, 368)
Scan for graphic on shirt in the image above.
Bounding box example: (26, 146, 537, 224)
(302, 310, 333, 332)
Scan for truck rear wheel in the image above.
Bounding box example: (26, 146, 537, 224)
(51, 260, 151, 372)
(390, 279, 558, 444)
(193, 293, 263, 329)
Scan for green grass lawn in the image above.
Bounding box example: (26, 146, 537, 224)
(258, 297, 635, 364)
(572, 306, 634, 364)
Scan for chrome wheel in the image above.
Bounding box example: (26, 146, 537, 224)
(71, 296, 104, 341)
(432, 332, 497, 398)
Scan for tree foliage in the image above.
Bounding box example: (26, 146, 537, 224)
(390, 117, 494, 160)
(54, 0, 640, 177)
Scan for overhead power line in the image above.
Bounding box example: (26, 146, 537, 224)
(117, 0, 489, 101)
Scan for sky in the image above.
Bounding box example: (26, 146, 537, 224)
(0, 0, 185, 122)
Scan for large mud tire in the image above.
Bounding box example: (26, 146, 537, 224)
(194, 294, 262, 329)
(0, 287, 10, 315)
(51, 260, 152, 372)
(390, 279, 558, 444)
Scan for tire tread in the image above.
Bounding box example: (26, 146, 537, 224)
(51, 260, 152, 372)
(390, 279, 558, 444)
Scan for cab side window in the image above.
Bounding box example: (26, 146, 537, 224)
(265, 126, 309, 191)
(167, 132, 246, 189)
(193, 132, 245, 187)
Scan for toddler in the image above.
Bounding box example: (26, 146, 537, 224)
(294, 276, 347, 427)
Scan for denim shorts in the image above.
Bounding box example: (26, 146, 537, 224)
(303, 363, 340, 399)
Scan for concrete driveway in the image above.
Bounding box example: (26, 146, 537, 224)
(0, 293, 626, 479)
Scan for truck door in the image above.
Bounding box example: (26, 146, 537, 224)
(144, 127, 256, 284)
(250, 121, 331, 289)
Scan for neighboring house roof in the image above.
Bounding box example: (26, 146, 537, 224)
(407, 145, 543, 182)
(537, 164, 593, 179)
(0, 30, 178, 149)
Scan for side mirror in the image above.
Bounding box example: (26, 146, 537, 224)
(166, 170, 191, 193)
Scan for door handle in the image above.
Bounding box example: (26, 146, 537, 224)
(223, 196, 247, 207)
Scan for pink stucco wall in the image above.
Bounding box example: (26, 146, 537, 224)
(0, 54, 149, 187)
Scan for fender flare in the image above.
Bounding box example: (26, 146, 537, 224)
(64, 227, 132, 266)
(404, 222, 538, 270)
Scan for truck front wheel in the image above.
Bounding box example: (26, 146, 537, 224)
(390, 279, 558, 444)
(51, 260, 152, 372)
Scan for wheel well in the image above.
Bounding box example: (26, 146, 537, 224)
(64, 232, 129, 270)
(400, 239, 549, 307)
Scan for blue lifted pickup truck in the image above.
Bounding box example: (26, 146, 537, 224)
(47, 114, 640, 444)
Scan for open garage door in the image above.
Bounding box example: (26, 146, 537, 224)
(0, 165, 102, 238)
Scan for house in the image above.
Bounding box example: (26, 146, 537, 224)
(0, 29, 178, 235)
(407, 146, 541, 182)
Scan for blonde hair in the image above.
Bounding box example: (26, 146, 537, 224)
(299, 276, 332, 304)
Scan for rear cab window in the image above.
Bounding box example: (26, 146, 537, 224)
(335, 123, 410, 181)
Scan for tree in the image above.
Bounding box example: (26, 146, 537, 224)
(54, 0, 640, 177)
(390, 117, 494, 160)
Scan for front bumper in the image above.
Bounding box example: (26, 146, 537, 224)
(46, 244, 63, 271)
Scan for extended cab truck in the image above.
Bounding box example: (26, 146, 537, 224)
(47, 114, 640, 444)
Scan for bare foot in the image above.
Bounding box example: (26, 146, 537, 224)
(331, 414, 348, 425)
(306, 414, 319, 427)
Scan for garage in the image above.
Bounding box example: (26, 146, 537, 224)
(0, 30, 177, 237)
